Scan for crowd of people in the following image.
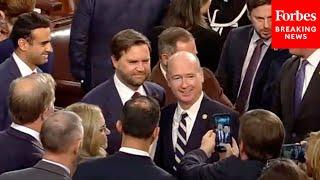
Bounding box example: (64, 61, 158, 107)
(0, 0, 319, 179)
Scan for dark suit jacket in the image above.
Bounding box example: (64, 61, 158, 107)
(149, 26, 222, 72)
(0, 160, 70, 180)
(154, 95, 238, 175)
(216, 25, 291, 111)
(69, 0, 170, 91)
(82, 77, 165, 154)
(178, 149, 265, 180)
(73, 151, 176, 180)
(150, 62, 233, 107)
(0, 57, 42, 130)
(272, 56, 320, 143)
(0, 38, 53, 73)
(0, 127, 43, 174)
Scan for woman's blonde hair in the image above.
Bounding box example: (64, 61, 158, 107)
(66, 103, 107, 160)
(305, 131, 320, 180)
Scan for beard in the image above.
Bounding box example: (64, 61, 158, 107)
(116, 69, 150, 89)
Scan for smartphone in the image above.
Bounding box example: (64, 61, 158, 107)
(211, 113, 232, 152)
(280, 144, 306, 163)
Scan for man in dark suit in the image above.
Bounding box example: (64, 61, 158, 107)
(0, 73, 56, 174)
(154, 51, 238, 175)
(0, 12, 53, 130)
(69, 0, 170, 91)
(272, 48, 320, 143)
(0, 111, 84, 180)
(74, 96, 176, 180)
(178, 109, 285, 180)
(82, 29, 165, 155)
(216, 0, 291, 114)
(150, 27, 233, 107)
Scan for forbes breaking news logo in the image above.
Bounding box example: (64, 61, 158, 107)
(272, 0, 320, 48)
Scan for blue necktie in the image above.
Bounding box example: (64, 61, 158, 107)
(294, 60, 308, 117)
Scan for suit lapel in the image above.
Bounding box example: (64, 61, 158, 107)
(108, 78, 124, 123)
(34, 160, 71, 179)
(9, 56, 22, 78)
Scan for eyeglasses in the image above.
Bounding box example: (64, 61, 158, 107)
(99, 124, 110, 135)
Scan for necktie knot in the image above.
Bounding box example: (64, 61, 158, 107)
(181, 112, 188, 120)
(131, 92, 141, 99)
(300, 59, 309, 69)
(256, 39, 264, 47)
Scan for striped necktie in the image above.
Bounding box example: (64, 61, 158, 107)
(174, 112, 188, 171)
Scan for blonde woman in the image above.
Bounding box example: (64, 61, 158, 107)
(66, 102, 110, 163)
(305, 131, 320, 180)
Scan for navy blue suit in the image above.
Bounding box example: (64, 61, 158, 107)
(82, 77, 165, 154)
(0, 127, 43, 174)
(216, 25, 291, 111)
(0, 38, 54, 73)
(154, 95, 238, 175)
(69, 0, 170, 91)
(0, 57, 42, 130)
(73, 152, 176, 180)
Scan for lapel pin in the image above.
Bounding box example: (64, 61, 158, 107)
(202, 114, 208, 120)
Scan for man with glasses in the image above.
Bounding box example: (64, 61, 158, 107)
(154, 51, 238, 176)
(216, 0, 291, 114)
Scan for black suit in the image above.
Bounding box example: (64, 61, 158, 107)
(217, 25, 291, 111)
(0, 160, 71, 180)
(73, 151, 176, 180)
(69, 0, 170, 91)
(178, 149, 265, 180)
(272, 56, 320, 143)
(82, 76, 165, 154)
(0, 127, 43, 174)
(154, 95, 238, 175)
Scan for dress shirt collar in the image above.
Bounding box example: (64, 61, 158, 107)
(42, 159, 71, 175)
(12, 52, 37, 77)
(252, 30, 271, 47)
(159, 63, 167, 80)
(11, 122, 40, 142)
(114, 74, 146, 104)
(119, 147, 150, 157)
(176, 92, 204, 121)
(303, 48, 320, 67)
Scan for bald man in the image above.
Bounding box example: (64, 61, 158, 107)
(154, 51, 239, 176)
(0, 73, 56, 174)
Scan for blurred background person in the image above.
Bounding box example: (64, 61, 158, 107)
(258, 158, 310, 180)
(305, 131, 320, 180)
(66, 102, 110, 163)
(150, 0, 222, 72)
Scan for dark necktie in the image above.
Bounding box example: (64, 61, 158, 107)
(131, 91, 141, 99)
(235, 39, 265, 114)
(294, 60, 308, 117)
(174, 112, 188, 171)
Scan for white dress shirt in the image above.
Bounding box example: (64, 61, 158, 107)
(113, 74, 147, 105)
(237, 31, 271, 111)
(42, 159, 71, 175)
(172, 92, 204, 148)
(12, 52, 37, 77)
(160, 63, 167, 80)
(11, 122, 40, 142)
(119, 147, 150, 157)
(300, 48, 320, 98)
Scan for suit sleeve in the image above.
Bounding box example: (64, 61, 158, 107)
(271, 63, 284, 119)
(69, 0, 93, 82)
(177, 149, 228, 180)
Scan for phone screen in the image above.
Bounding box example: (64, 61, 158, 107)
(211, 114, 232, 152)
(280, 144, 306, 163)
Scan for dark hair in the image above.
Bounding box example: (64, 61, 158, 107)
(111, 29, 151, 60)
(0, 0, 36, 24)
(158, 27, 194, 56)
(247, 0, 271, 13)
(163, 0, 209, 30)
(9, 11, 50, 48)
(120, 96, 160, 139)
(239, 109, 285, 162)
(9, 73, 56, 124)
(40, 111, 83, 153)
(259, 158, 309, 180)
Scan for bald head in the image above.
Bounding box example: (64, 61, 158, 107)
(9, 73, 55, 124)
(167, 51, 202, 76)
(40, 110, 84, 153)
